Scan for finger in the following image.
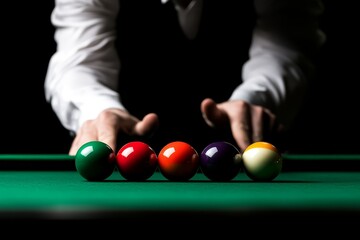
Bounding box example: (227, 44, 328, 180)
(133, 113, 159, 136)
(69, 121, 98, 156)
(250, 106, 265, 142)
(92, 110, 125, 152)
(231, 120, 251, 152)
(96, 109, 154, 152)
(69, 138, 81, 156)
(97, 124, 118, 153)
(229, 103, 252, 152)
(263, 108, 278, 133)
(200, 98, 227, 127)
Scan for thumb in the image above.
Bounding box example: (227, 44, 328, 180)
(201, 98, 228, 127)
(134, 113, 159, 136)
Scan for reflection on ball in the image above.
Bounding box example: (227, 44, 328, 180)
(158, 141, 199, 181)
(200, 141, 242, 181)
(75, 141, 116, 181)
(241, 141, 282, 181)
(116, 141, 158, 181)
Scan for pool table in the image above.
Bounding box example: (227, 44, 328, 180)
(0, 153, 360, 229)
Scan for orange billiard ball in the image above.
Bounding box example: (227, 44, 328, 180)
(241, 141, 282, 181)
(75, 141, 116, 181)
(158, 141, 199, 181)
(116, 141, 158, 181)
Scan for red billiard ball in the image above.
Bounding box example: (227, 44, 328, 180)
(200, 141, 242, 181)
(75, 141, 116, 181)
(158, 141, 199, 181)
(116, 141, 158, 181)
(241, 141, 282, 181)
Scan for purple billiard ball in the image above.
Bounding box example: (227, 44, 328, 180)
(200, 141, 242, 181)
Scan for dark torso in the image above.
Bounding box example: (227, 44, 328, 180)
(116, 0, 256, 151)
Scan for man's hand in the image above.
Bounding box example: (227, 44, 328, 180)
(69, 108, 159, 155)
(201, 98, 283, 152)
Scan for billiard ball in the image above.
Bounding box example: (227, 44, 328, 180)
(241, 141, 282, 181)
(116, 141, 158, 181)
(75, 141, 116, 181)
(158, 141, 199, 181)
(200, 141, 242, 181)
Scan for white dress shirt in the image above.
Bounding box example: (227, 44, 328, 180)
(45, 0, 325, 133)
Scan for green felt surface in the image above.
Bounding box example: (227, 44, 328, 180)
(1, 153, 360, 223)
(1, 170, 360, 212)
(1, 153, 360, 161)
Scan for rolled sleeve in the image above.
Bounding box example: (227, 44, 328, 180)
(44, 0, 124, 132)
(230, 0, 326, 126)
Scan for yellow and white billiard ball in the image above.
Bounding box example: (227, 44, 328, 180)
(241, 141, 282, 181)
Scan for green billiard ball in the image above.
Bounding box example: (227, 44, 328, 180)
(75, 141, 116, 181)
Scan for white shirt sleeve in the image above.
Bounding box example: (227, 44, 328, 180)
(230, 0, 326, 126)
(44, 0, 124, 133)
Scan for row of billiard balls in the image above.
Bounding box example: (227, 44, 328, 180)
(75, 140, 283, 182)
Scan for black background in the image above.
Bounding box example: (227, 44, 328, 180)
(0, 1, 359, 154)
